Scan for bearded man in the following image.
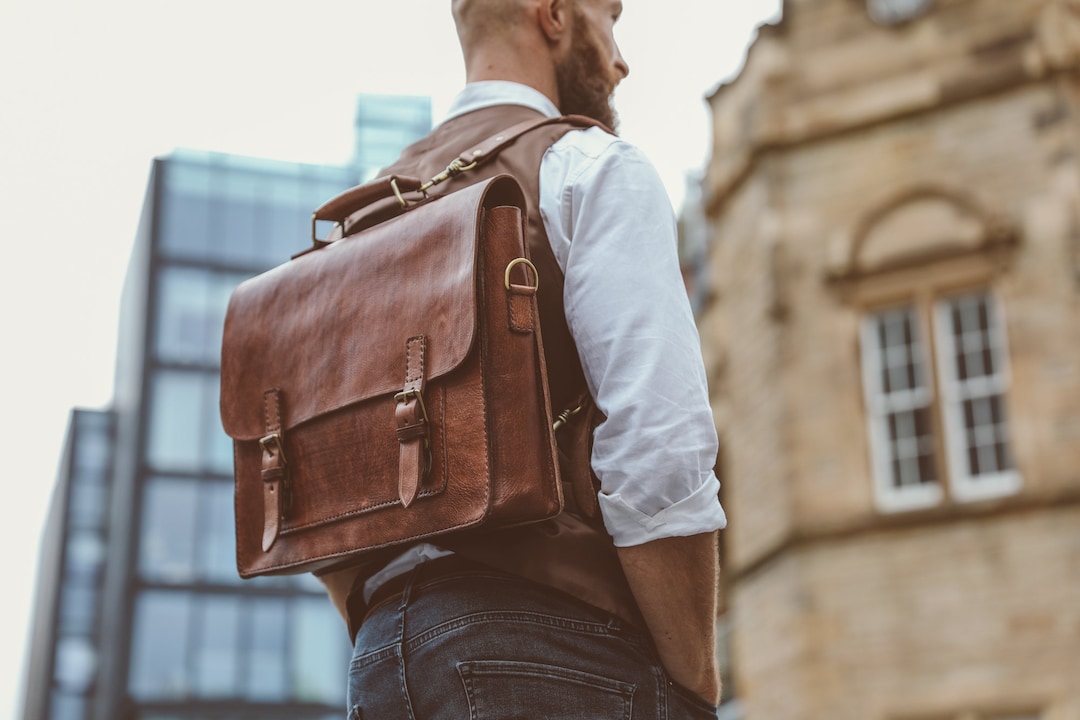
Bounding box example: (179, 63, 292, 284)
(319, 1, 727, 717)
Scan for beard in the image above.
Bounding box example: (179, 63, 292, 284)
(554, 12, 620, 132)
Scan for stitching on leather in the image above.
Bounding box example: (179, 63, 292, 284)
(508, 293, 532, 332)
(405, 335, 425, 386)
(262, 388, 283, 434)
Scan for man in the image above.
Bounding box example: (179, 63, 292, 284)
(320, 1, 727, 717)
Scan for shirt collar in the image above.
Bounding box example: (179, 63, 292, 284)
(440, 81, 560, 126)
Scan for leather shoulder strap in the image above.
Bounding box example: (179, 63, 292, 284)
(452, 114, 606, 170)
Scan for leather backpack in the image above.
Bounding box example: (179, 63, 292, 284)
(220, 117, 602, 578)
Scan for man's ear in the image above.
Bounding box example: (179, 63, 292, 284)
(537, 0, 569, 43)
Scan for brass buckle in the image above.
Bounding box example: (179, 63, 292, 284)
(395, 390, 433, 478)
(418, 158, 479, 194)
(394, 389, 430, 424)
(505, 257, 539, 292)
(259, 433, 288, 465)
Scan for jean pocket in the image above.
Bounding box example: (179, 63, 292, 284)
(457, 660, 635, 720)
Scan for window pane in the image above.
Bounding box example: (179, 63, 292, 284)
(147, 371, 203, 472)
(58, 585, 97, 635)
(290, 597, 347, 704)
(205, 373, 234, 476)
(54, 637, 97, 693)
(885, 407, 937, 488)
(218, 170, 261, 267)
(876, 307, 925, 395)
(73, 420, 112, 471)
(244, 598, 288, 701)
(155, 267, 209, 363)
(156, 267, 249, 367)
(129, 591, 193, 700)
(194, 596, 241, 697)
(68, 481, 108, 529)
(939, 292, 1016, 486)
(48, 691, 86, 720)
(198, 481, 240, 584)
(962, 395, 1013, 476)
(139, 478, 198, 583)
(65, 531, 106, 584)
(147, 370, 230, 475)
(863, 305, 938, 501)
(264, 199, 308, 262)
(161, 190, 213, 261)
(951, 293, 997, 380)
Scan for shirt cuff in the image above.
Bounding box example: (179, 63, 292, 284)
(598, 474, 728, 547)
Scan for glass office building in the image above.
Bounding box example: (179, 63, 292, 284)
(24, 409, 116, 720)
(23, 95, 433, 720)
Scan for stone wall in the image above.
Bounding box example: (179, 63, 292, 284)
(704, 0, 1080, 717)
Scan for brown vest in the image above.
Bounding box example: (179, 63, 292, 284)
(338, 104, 643, 628)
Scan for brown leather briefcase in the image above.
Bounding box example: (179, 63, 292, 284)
(221, 141, 577, 577)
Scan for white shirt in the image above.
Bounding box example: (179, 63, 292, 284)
(364, 82, 726, 602)
(449, 82, 726, 544)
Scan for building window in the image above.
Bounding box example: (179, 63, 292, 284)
(934, 293, 1019, 501)
(861, 290, 1018, 511)
(138, 476, 310, 590)
(155, 267, 249, 367)
(146, 369, 232, 475)
(128, 591, 348, 704)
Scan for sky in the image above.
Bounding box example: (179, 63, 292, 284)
(0, 0, 780, 715)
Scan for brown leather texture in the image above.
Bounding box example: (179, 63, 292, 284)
(222, 175, 563, 577)
(335, 106, 644, 629)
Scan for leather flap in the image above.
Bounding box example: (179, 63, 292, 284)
(220, 176, 523, 441)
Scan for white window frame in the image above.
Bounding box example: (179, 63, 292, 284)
(860, 289, 1021, 512)
(933, 291, 1021, 502)
(860, 306, 943, 512)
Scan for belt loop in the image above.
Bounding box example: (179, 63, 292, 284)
(398, 562, 422, 613)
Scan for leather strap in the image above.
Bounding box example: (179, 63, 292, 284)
(507, 283, 536, 333)
(395, 336, 429, 508)
(451, 114, 607, 169)
(261, 388, 287, 552)
(317, 115, 605, 244)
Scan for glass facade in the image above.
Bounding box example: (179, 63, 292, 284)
(43, 410, 116, 720)
(26, 94, 434, 720)
(127, 151, 359, 717)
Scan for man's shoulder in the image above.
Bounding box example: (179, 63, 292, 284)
(551, 125, 639, 161)
(546, 126, 658, 191)
(548, 125, 665, 199)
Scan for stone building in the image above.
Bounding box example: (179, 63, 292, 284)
(702, 1, 1080, 718)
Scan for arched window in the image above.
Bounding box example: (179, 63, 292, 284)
(829, 187, 1021, 511)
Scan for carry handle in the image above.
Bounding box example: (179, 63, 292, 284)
(310, 175, 424, 245)
(309, 114, 607, 246)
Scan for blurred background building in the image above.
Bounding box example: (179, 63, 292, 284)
(23, 94, 431, 720)
(701, 0, 1080, 718)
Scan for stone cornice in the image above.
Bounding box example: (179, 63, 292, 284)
(705, 0, 1080, 218)
(728, 485, 1080, 583)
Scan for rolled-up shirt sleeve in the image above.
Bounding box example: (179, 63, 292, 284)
(539, 129, 728, 547)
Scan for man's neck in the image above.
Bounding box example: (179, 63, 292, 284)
(463, 47, 560, 111)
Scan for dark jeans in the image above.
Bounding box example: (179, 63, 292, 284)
(347, 558, 719, 719)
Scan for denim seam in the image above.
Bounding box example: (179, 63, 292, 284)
(457, 660, 636, 720)
(350, 644, 398, 670)
(403, 609, 649, 654)
(397, 569, 417, 720)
